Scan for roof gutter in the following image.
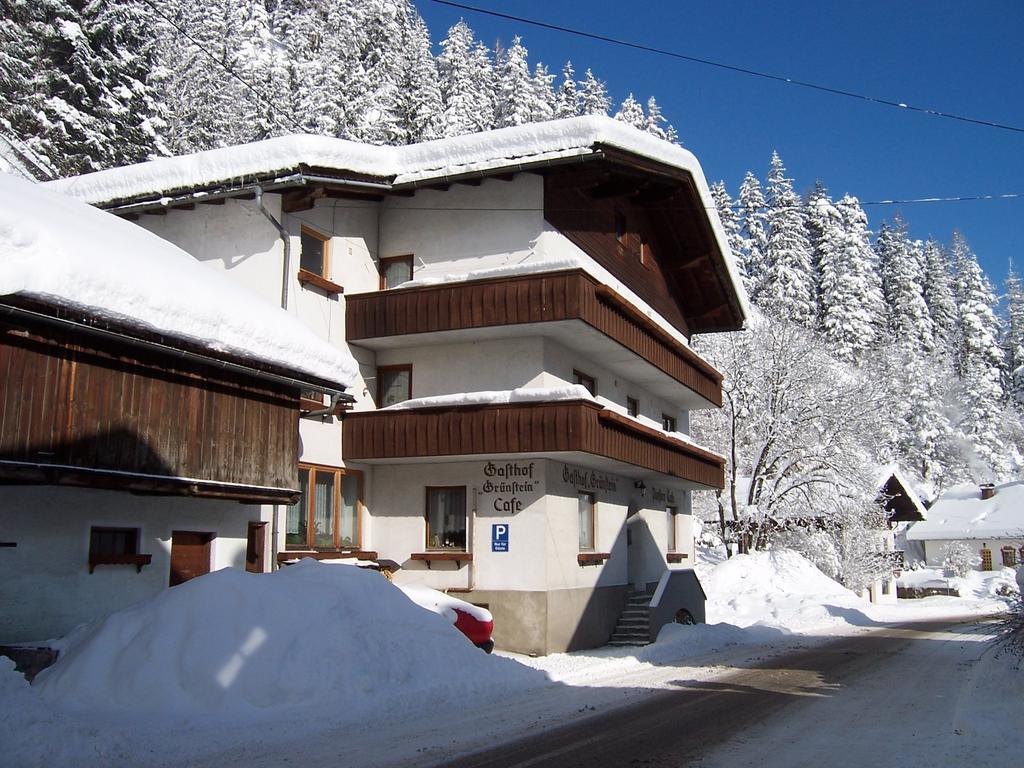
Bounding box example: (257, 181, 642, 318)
(0, 302, 353, 402)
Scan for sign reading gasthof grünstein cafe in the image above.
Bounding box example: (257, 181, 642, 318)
(479, 461, 543, 514)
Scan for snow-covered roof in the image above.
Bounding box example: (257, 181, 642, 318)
(46, 117, 749, 323)
(906, 481, 1024, 541)
(0, 174, 358, 388)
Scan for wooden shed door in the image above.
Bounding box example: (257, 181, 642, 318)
(246, 522, 266, 573)
(169, 531, 213, 586)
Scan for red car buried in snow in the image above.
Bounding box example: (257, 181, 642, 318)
(398, 585, 495, 653)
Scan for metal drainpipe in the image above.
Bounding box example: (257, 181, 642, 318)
(255, 186, 291, 312)
(255, 185, 290, 570)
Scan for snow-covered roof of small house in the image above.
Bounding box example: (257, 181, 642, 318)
(875, 463, 928, 522)
(0, 174, 358, 389)
(45, 117, 749, 323)
(905, 481, 1024, 541)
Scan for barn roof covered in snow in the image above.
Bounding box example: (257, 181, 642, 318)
(906, 481, 1024, 541)
(0, 174, 358, 389)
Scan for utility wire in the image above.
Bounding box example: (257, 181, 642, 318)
(431, 0, 1024, 135)
(139, 0, 304, 136)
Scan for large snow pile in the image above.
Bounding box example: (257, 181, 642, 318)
(32, 560, 543, 719)
(0, 174, 358, 388)
(699, 549, 869, 631)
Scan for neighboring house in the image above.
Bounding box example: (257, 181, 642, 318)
(46, 117, 749, 654)
(864, 465, 929, 604)
(906, 481, 1024, 571)
(0, 175, 356, 643)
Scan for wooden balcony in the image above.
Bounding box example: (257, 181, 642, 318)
(343, 399, 724, 489)
(345, 269, 723, 407)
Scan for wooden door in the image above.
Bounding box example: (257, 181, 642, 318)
(169, 531, 213, 586)
(246, 522, 267, 573)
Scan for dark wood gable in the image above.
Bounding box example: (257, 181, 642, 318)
(543, 149, 744, 337)
(1, 306, 302, 503)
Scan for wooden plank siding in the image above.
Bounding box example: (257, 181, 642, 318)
(0, 321, 300, 503)
(343, 400, 724, 489)
(346, 269, 723, 406)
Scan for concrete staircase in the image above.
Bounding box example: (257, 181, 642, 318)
(607, 588, 653, 647)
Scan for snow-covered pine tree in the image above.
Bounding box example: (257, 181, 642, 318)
(877, 216, 934, 352)
(555, 61, 580, 118)
(437, 21, 492, 136)
(493, 36, 534, 128)
(8, 0, 168, 174)
(529, 62, 556, 123)
(710, 181, 750, 295)
(614, 93, 646, 130)
(395, 14, 443, 143)
(804, 181, 833, 324)
(817, 195, 884, 362)
(950, 231, 1008, 476)
(922, 237, 958, 346)
(579, 69, 611, 116)
(737, 171, 768, 301)
(761, 151, 816, 327)
(1006, 263, 1024, 407)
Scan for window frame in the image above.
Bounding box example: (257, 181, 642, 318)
(376, 364, 413, 407)
(1001, 546, 1017, 568)
(285, 464, 364, 550)
(666, 505, 678, 553)
(379, 254, 414, 290)
(662, 413, 677, 432)
(299, 225, 331, 279)
(573, 369, 597, 396)
(614, 209, 627, 245)
(578, 491, 596, 552)
(640, 238, 653, 268)
(425, 486, 468, 552)
(626, 396, 639, 417)
(89, 526, 140, 557)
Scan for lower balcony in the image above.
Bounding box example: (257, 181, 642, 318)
(343, 399, 723, 489)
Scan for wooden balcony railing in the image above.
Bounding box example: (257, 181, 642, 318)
(345, 269, 723, 406)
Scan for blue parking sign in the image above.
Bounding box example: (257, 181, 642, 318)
(492, 523, 509, 552)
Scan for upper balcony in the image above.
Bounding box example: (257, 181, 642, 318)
(345, 269, 723, 409)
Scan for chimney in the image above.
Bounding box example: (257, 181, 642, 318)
(980, 483, 996, 500)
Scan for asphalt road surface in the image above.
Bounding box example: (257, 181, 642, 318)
(434, 617, 999, 768)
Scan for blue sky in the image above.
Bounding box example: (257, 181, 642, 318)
(418, 0, 1023, 291)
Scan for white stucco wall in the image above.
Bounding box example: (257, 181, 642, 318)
(921, 538, 1024, 569)
(0, 486, 264, 643)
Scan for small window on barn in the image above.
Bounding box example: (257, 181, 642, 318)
(377, 365, 412, 407)
(379, 254, 414, 290)
(573, 370, 596, 396)
(662, 413, 677, 432)
(90, 527, 139, 557)
(614, 210, 627, 244)
(1001, 546, 1017, 568)
(300, 226, 330, 277)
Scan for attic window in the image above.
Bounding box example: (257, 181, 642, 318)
(614, 210, 627, 244)
(300, 226, 329, 277)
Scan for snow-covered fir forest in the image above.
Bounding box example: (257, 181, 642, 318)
(2, 0, 1022, 588)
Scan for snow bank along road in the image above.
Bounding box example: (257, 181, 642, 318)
(427, 616, 1009, 768)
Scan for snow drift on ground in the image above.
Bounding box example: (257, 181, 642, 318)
(0, 174, 358, 387)
(32, 560, 543, 719)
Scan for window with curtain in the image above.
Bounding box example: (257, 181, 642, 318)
(578, 492, 595, 552)
(379, 255, 413, 289)
(285, 465, 362, 550)
(378, 366, 411, 407)
(426, 487, 467, 550)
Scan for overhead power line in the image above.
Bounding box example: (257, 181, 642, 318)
(431, 0, 1024, 135)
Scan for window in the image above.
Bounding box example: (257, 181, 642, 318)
(614, 210, 626, 244)
(980, 548, 993, 571)
(626, 396, 639, 417)
(285, 465, 362, 549)
(426, 487, 467, 551)
(90, 527, 139, 557)
(1001, 546, 1017, 567)
(662, 413, 676, 432)
(573, 370, 596, 396)
(379, 254, 413, 289)
(300, 226, 330, 277)
(578, 492, 595, 551)
(377, 365, 412, 407)
(666, 506, 677, 552)
(640, 238, 652, 267)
